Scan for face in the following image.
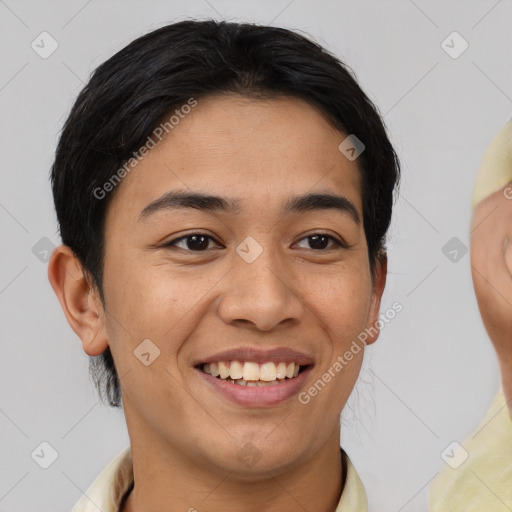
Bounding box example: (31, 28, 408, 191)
(87, 94, 385, 476)
(471, 183, 512, 367)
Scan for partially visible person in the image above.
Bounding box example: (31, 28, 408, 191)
(429, 120, 512, 511)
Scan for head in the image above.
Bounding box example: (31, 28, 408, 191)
(48, 20, 399, 474)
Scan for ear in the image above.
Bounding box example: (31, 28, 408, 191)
(364, 251, 388, 345)
(47, 245, 109, 356)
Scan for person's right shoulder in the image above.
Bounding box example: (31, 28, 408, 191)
(428, 391, 512, 511)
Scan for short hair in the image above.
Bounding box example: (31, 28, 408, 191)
(50, 19, 400, 408)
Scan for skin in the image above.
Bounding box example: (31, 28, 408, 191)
(48, 94, 387, 512)
(471, 183, 512, 417)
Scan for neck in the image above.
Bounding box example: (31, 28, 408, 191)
(121, 426, 344, 512)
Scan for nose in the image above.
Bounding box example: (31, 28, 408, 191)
(217, 250, 305, 331)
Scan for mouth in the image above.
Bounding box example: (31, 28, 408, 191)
(194, 354, 313, 407)
(193, 347, 314, 406)
(198, 360, 310, 387)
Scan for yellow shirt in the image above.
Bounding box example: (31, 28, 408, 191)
(70, 447, 369, 512)
(429, 391, 512, 510)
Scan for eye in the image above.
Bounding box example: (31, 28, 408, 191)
(295, 233, 346, 251)
(163, 233, 221, 251)
(162, 232, 347, 253)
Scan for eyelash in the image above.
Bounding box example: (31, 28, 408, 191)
(162, 232, 348, 252)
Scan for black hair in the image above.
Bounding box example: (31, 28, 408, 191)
(51, 19, 400, 408)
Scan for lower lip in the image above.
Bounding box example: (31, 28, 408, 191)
(196, 366, 313, 407)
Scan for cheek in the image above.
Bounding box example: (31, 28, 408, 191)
(101, 262, 208, 416)
(470, 222, 491, 295)
(308, 268, 372, 337)
(101, 252, 226, 363)
(103, 246, 183, 323)
(305, 270, 372, 400)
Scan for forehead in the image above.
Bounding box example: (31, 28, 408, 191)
(106, 94, 363, 223)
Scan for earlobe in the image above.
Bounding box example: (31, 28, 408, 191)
(365, 251, 388, 345)
(47, 245, 109, 356)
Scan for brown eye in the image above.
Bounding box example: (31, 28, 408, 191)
(164, 234, 219, 251)
(295, 234, 345, 251)
(307, 234, 331, 250)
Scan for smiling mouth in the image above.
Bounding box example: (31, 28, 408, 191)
(199, 361, 309, 387)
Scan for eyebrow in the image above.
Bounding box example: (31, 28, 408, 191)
(138, 190, 360, 224)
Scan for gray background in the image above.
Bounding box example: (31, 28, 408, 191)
(1, 0, 511, 511)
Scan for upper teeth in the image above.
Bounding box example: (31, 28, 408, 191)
(203, 361, 301, 381)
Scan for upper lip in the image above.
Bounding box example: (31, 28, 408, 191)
(193, 347, 315, 367)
